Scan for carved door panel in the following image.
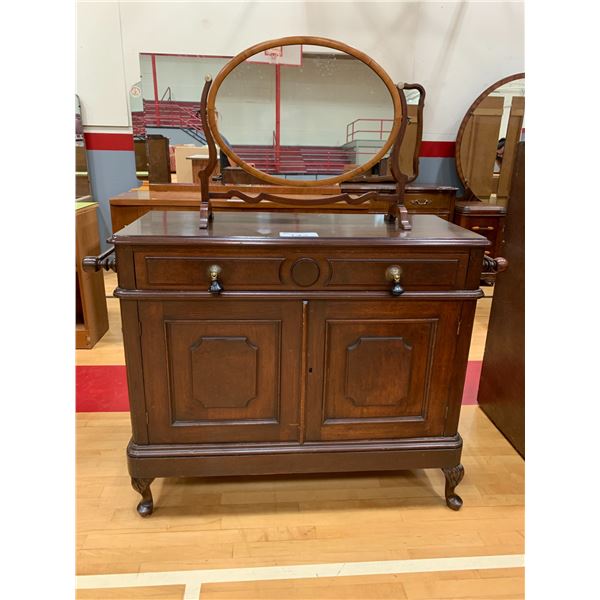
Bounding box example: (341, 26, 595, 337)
(139, 300, 302, 444)
(305, 300, 461, 441)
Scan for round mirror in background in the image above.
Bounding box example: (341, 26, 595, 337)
(207, 37, 402, 186)
(455, 73, 525, 204)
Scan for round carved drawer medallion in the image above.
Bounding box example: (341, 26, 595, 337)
(291, 258, 320, 287)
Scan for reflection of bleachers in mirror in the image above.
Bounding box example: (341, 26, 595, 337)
(215, 47, 393, 171)
(230, 145, 355, 176)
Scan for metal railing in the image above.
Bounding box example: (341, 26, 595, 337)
(346, 118, 393, 143)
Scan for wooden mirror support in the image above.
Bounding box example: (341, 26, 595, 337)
(455, 73, 525, 202)
(403, 83, 425, 183)
(195, 36, 411, 230)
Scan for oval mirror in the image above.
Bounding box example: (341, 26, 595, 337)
(456, 73, 525, 204)
(206, 37, 403, 187)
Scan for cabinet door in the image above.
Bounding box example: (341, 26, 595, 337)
(139, 300, 302, 444)
(305, 300, 461, 441)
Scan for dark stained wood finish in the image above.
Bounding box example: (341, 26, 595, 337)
(477, 143, 525, 457)
(109, 185, 458, 233)
(305, 300, 461, 441)
(442, 463, 464, 510)
(454, 200, 506, 284)
(139, 300, 302, 444)
(146, 135, 171, 184)
(110, 210, 486, 515)
(131, 477, 154, 517)
(454, 201, 506, 258)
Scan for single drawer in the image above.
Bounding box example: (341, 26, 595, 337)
(455, 215, 504, 256)
(324, 254, 469, 291)
(405, 192, 455, 213)
(133, 251, 471, 292)
(134, 254, 286, 290)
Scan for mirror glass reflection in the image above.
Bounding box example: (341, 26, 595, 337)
(458, 77, 525, 204)
(214, 44, 395, 180)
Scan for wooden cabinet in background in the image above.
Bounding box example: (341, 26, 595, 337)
(454, 201, 506, 256)
(111, 211, 488, 516)
(146, 135, 171, 184)
(109, 184, 457, 234)
(454, 201, 506, 284)
(76, 202, 108, 348)
(403, 186, 456, 221)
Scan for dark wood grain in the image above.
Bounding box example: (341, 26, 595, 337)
(477, 142, 525, 457)
(113, 209, 485, 515)
(146, 135, 171, 184)
(109, 185, 458, 232)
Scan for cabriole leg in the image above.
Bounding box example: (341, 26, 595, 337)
(441, 464, 464, 511)
(131, 477, 154, 517)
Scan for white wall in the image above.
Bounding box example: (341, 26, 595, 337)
(77, 1, 524, 141)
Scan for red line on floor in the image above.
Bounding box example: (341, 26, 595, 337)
(76, 361, 483, 412)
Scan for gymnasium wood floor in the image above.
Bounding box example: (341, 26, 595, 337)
(76, 273, 524, 599)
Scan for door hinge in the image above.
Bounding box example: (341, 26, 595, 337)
(456, 319, 462, 336)
(138, 321, 143, 337)
(444, 404, 449, 421)
(145, 412, 149, 425)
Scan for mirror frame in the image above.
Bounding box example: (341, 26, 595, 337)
(206, 36, 403, 187)
(455, 72, 525, 199)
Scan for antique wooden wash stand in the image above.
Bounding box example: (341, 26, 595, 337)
(84, 37, 505, 516)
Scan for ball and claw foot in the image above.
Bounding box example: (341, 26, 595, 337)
(131, 477, 154, 517)
(442, 464, 464, 511)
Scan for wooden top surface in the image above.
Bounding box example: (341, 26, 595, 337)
(455, 200, 507, 215)
(111, 210, 488, 247)
(75, 201, 98, 212)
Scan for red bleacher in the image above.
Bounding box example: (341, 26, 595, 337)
(232, 145, 354, 174)
(133, 100, 355, 174)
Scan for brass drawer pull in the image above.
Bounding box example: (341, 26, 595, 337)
(208, 264, 223, 294)
(471, 226, 495, 231)
(385, 265, 404, 296)
(410, 198, 431, 206)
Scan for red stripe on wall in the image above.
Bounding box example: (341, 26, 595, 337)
(75, 361, 483, 412)
(84, 132, 134, 152)
(419, 141, 455, 158)
(81, 133, 454, 158)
